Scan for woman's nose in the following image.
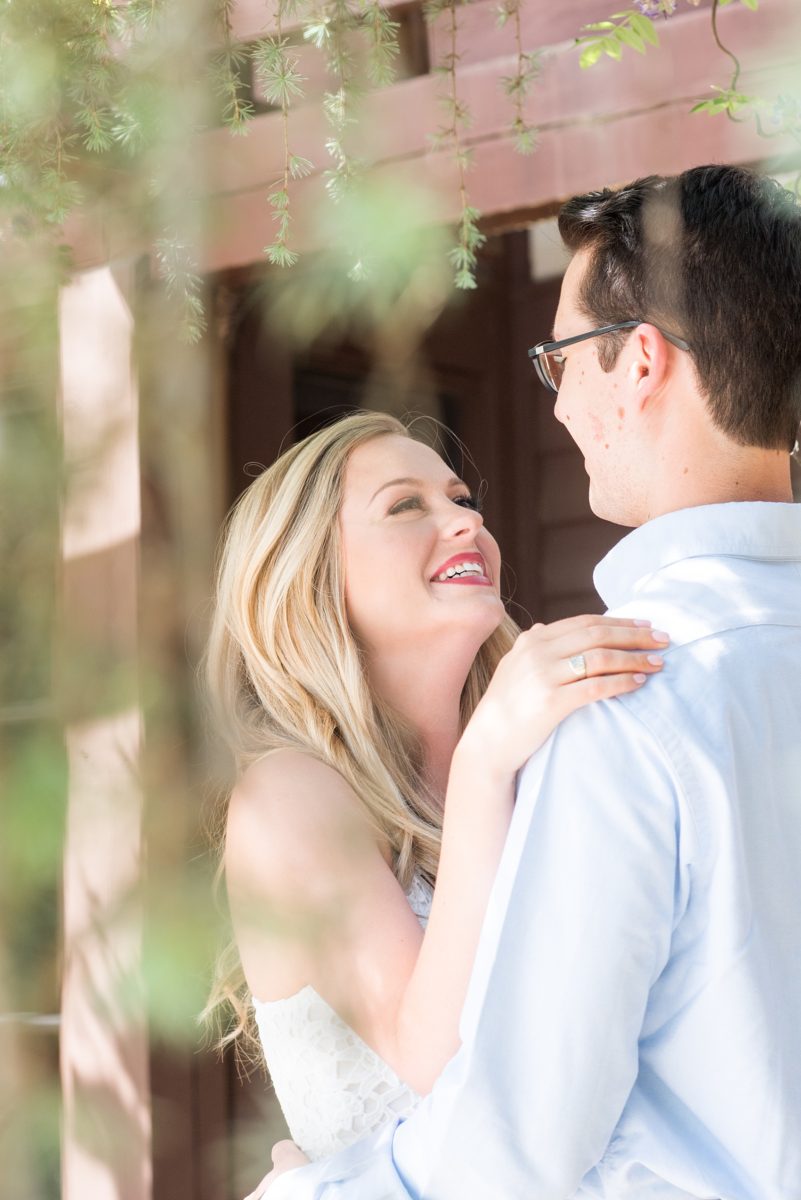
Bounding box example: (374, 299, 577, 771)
(442, 499, 483, 539)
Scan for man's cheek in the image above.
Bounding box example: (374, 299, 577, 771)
(588, 413, 607, 445)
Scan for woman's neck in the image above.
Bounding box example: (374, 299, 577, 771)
(366, 644, 473, 804)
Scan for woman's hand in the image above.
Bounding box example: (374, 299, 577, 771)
(243, 1141, 310, 1198)
(459, 616, 669, 779)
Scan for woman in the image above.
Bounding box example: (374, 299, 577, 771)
(204, 411, 667, 1177)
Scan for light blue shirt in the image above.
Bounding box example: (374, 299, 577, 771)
(268, 502, 801, 1200)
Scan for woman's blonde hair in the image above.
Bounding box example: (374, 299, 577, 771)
(204, 410, 518, 1050)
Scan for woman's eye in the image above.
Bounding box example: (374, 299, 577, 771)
(454, 493, 482, 513)
(388, 496, 423, 515)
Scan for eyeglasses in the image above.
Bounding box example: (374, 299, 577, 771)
(528, 320, 691, 394)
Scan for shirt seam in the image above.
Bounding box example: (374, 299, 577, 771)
(613, 695, 703, 865)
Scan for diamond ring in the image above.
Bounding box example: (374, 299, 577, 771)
(568, 653, 588, 679)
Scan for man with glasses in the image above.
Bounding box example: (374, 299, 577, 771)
(259, 164, 801, 1199)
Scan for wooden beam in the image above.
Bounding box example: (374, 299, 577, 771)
(66, 0, 800, 272)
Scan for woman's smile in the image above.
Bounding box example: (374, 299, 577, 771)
(340, 434, 504, 654)
(430, 552, 493, 586)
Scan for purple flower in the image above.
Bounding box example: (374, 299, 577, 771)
(635, 0, 677, 17)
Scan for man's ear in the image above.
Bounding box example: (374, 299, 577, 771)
(627, 323, 669, 405)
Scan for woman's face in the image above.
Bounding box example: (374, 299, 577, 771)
(339, 434, 504, 658)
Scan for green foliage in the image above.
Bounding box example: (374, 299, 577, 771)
(359, 0, 401, 88)
(210, 43, 256, 132)
(691, 85, 761, 117)
(154, 236, 208, 344)
(289, 154, 314, 179)
(257, 1, 309, 267)
(497, 0, 541, 156)
(423, 0, 487, 288)
(252, 35, 306, 108)
(577, 0, 761, 70)
(265, 174, 452, 343)
(576, 10, 659, 70)
(449, 203, 486, 290)
(574, 0, 794, 192)
(212, 0, 256, 132)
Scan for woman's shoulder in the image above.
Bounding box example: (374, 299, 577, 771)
(229, 749, 370, 839)
(225, 749, 388, 897)
(225, 749, 399, 1004)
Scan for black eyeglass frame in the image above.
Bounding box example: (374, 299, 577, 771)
(528, 320, 691, 394)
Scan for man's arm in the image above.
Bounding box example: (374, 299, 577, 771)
(263, 697, 682, 1199)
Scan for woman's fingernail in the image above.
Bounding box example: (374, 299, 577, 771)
(652, 630, 670, 642)
(647, 655, 664, 666)
(633, 619, 652, 627)
(633, 673, 647, 684)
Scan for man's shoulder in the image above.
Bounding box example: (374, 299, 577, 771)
(517, 692, 680, 815)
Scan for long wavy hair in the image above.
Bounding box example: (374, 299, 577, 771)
(203, 410, 519, 1050)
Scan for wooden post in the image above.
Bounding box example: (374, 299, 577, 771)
(58, 263, 152, 1200)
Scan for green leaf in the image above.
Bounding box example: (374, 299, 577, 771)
(579, 43, 605, 68)
(454, 267, 478, 290)
(740, 0, 759, 9)
(269, 189, 290, 209)
(630, 13, 660, 44)
(303, 21, 331, 49)
(617, 26, 645, 52)
(289, 154, 314, 179)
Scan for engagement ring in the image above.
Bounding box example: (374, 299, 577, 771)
(568, 653, 588, 679)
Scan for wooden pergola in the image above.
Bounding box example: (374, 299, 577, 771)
(52, 3, 800, 1199)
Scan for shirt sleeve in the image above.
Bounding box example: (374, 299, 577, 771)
(262, 698, 681, 1200)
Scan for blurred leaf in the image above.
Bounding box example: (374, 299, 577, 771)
(265, 175, 452, 346)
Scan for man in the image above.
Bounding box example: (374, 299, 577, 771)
(258, 164, 801, 1198)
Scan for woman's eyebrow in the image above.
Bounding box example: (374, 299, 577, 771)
(369, 475, 464, 504)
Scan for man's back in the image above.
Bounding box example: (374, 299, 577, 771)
(571, 501, 801, 1197)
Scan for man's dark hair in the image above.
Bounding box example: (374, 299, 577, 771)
(558, 164, 801, 451)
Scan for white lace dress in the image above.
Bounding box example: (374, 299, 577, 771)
(252, 874, 433, 1160)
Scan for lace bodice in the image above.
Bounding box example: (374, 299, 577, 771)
(253, 873, 433, 1161)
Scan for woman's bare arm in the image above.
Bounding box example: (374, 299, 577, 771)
(226, 616, 668, 1095)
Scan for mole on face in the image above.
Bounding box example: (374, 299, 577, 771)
(589, 414, 605, 443)
(683, 467, 689, 475)
(617, 408, 625, 420)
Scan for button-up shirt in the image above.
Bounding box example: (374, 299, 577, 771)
(267, 501, 801, 1200)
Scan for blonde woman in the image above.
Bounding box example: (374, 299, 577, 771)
(204, 411, 667, 1179)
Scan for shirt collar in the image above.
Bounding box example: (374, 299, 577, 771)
(594, 502, 801, 610)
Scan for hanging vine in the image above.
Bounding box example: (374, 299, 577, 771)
(253, 1, 312, 266)
(497, 0, 541, 154)
(212, 0, 256, 132)
(2, 0, 795, 333)
(424, 0, 484, 289)
(360, 0, 401, 87)
(303, 0, 363, 203)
